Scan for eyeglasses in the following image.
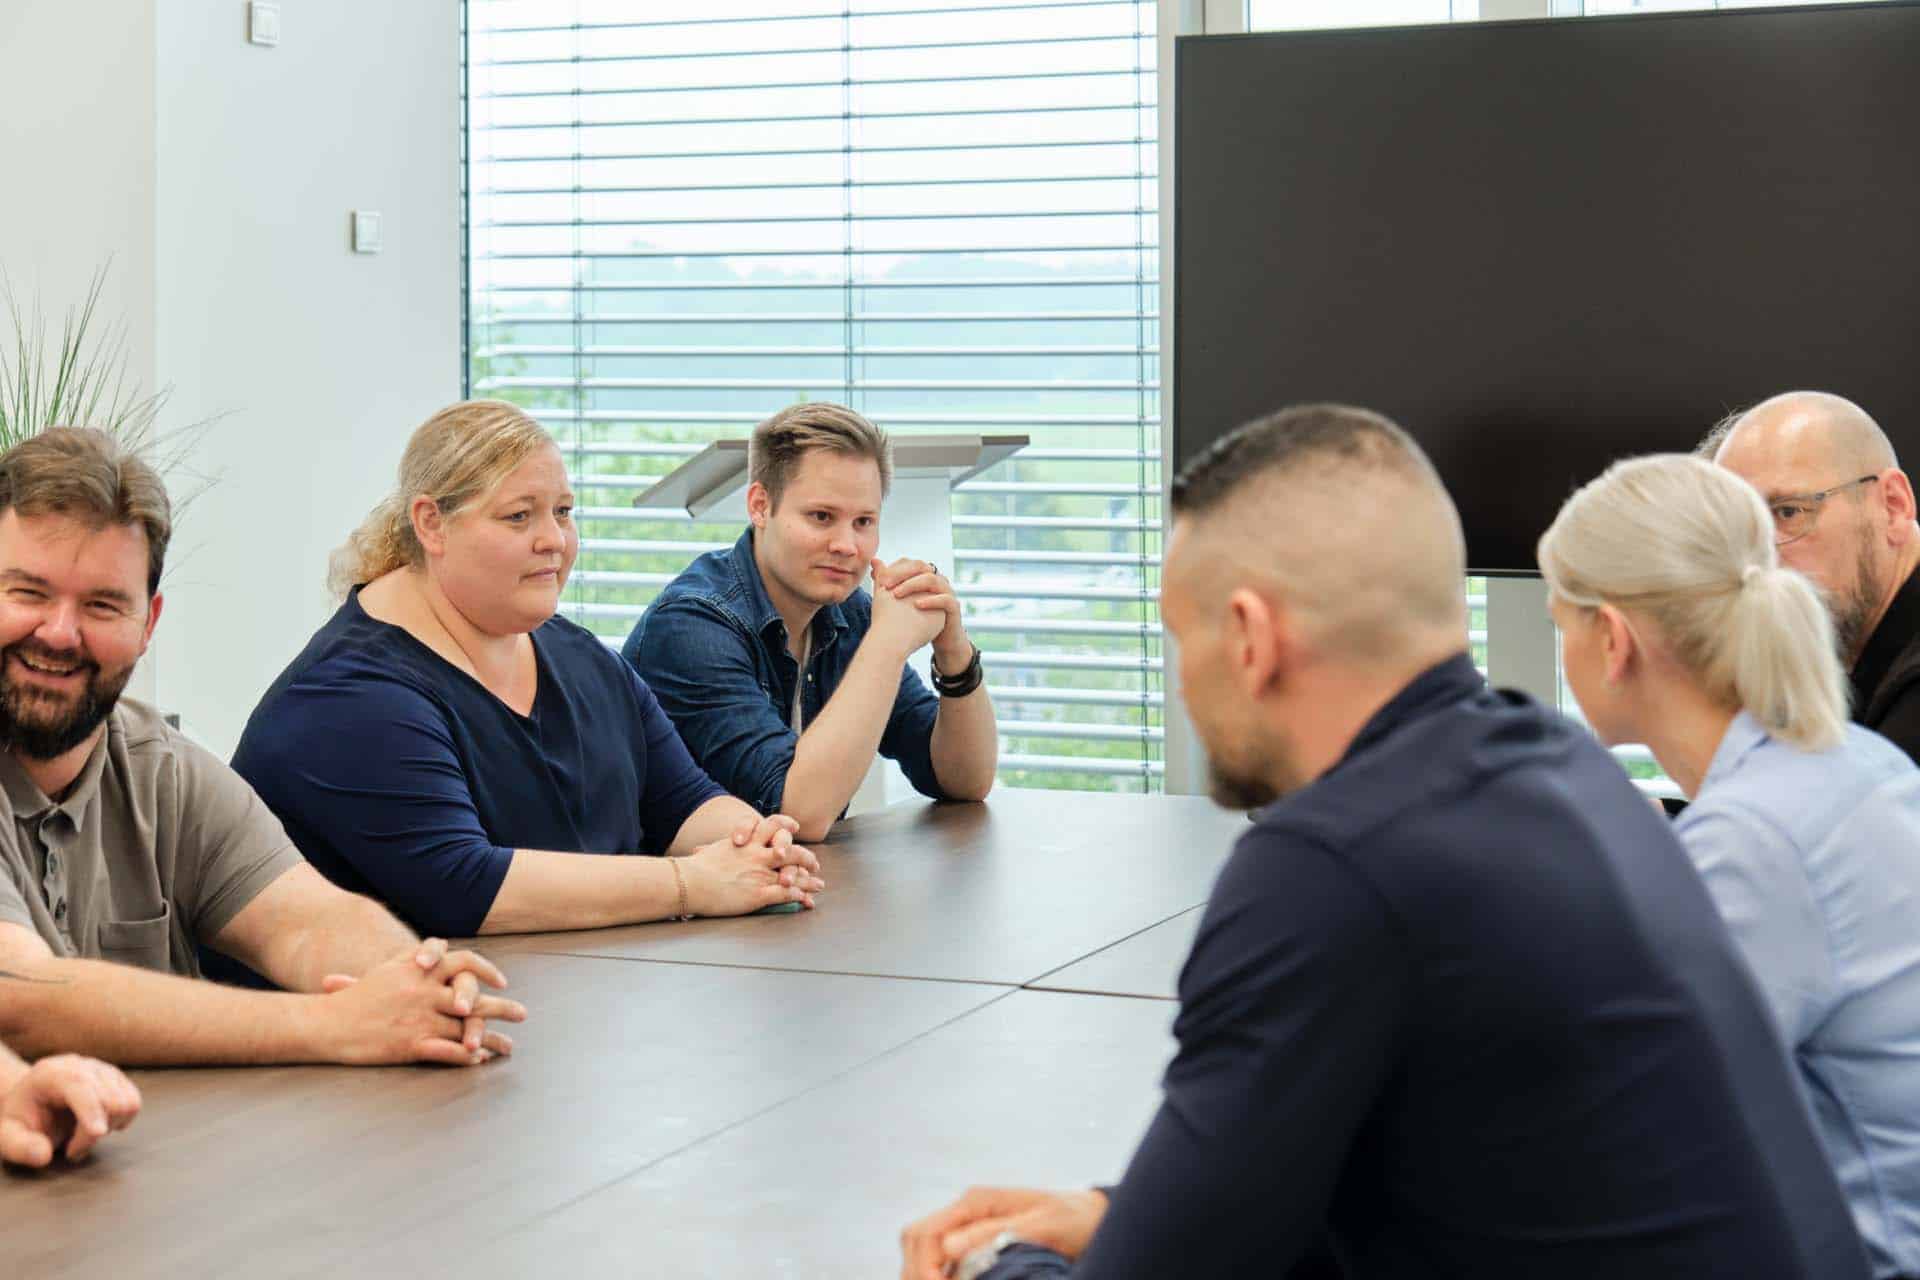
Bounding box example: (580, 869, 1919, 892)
(1769, 474, 1878, 545)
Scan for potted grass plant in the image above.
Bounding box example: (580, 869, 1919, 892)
(0, 266, 211, 490)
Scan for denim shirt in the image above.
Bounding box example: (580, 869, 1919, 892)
(623, 527, 947, 817)
(1675, 711, 1920, 1280)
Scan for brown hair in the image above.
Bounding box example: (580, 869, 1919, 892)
(329, 400, 554, 599)
(749, 402, 892, 506)
(0, 427, 172, 595)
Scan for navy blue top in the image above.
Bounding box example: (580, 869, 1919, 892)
(1077, 655, 1867, 1280)
(622, 527, 947, 816)
(231, 590, 725, 937)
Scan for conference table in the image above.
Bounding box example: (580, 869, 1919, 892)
(6, 789, 1247, 1279)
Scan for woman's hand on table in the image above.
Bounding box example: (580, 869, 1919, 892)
(682, 819, 824, 915)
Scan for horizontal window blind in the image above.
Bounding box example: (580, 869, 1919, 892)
(465, 0, 1163, 791)
(1249, 1, 1478, 27)
(1584, 0, 1891, 12)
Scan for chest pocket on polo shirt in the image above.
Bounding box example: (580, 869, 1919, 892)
(96, 902, 174, 973)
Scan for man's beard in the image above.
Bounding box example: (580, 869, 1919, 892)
(0, 640, 132, 761)
(1203, 725, 1306, 812)
(1830, 534, 1883, 663)
(1207, 757, 1277, 810)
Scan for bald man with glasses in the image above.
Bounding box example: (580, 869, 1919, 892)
(1713, 391, 1920, 764)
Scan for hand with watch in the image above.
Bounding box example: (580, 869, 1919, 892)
(931, 641, 984, 699)
(955, 1232, 1073, 1280)
(899, 1187, 1108, 1280)
(870, 556, 982, 696)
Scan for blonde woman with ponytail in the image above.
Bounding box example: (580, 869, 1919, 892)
(1541, 453, 1920, 1280)
(232, 401, 825, 941)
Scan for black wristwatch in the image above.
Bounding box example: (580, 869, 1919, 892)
(931, 643, 984, 698)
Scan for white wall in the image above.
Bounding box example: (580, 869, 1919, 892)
(1, 0, 460, 752)
(0, 1, 161, 700)
(151, 0, 461, 751)
(0, 4, 158, 388)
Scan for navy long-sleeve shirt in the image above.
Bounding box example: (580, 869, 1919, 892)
(231, 590, 724, 937)
(1075, 655, 1867, 1279)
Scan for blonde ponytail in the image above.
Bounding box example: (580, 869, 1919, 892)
(328, 494, 417, 601)
(1538, 454, 1847, 752)
(1715, 563, 1848, 749)
(328, 400, 555, 601)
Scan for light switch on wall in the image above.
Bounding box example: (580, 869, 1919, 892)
(351, 211, 383, 254)
(248, 2, 281, 47)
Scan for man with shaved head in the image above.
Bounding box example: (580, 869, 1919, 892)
(900, 405, 1865, 1280)
(1713, 392, 1920, 762)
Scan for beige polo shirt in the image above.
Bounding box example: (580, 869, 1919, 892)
(0, 698, 303, 977)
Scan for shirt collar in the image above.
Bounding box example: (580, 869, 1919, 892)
(726, 525, 852, 648)
(1850, 561, 1920, 713)
(1338, 652, 1487, 767)
(0, 721, 112, 826)
(1698, 708, 1770, 791)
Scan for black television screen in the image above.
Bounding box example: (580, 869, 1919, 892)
(1174, 2, 1920, 573)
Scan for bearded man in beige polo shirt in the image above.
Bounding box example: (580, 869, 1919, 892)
(0, 428, 525, 1089)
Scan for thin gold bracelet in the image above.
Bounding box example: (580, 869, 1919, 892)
(668, 857, 694, 920)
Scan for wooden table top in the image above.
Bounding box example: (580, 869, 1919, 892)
(487, 789, 1240, 987)
(1027, 905, 1205, 1002)
(464, 989, 1175, 1280)
(6, 789, 1243, 1279)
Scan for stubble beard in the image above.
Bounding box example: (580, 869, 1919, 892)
(1831, 533, 1885, 664)
(1203, 723, 1305, 812)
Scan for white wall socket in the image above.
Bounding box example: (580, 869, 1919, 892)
(248, 2, 281, 47)
(352, 210, 383, 254)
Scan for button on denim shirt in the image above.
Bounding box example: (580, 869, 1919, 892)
(623, 527, 947, 817)
(1675, 711, 1920, 1280)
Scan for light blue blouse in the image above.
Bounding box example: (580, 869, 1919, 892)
(1677, 711, 1920, 1280)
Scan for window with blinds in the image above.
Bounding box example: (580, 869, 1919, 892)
(1248, 1, 1478, 25)
(464, 0, 1162, 793)
(1583, 0, 1891, 11)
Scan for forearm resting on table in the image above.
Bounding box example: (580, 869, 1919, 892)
(665, 793, 762, 855)
(213, 865, 420, 993)
(0, 954, 329, 1066)
(930, 683, 997, 802)
(780, 640, 909, 840)
(478, 847, 685, 934)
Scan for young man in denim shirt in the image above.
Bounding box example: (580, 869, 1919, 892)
(626, 404, 996, 840)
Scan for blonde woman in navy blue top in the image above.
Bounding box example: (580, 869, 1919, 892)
(233, 401, 825, 938)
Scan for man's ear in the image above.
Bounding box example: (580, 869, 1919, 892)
(410, 495, 446, 558)
(1224, 586, 1290, 698)
(747, 482, 773, 529)
(1597, 603, 1637, 687)
(140, 591, 164, 652)
(1879, 467, 1918, 547)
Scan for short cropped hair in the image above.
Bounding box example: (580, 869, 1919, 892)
(1170, 404, 1468, 657)
(749, 402, 892, 506)
(1172, 403, 1436, 518)
(1694, 409, 1742, 461)
(0, 427, 172, 596)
